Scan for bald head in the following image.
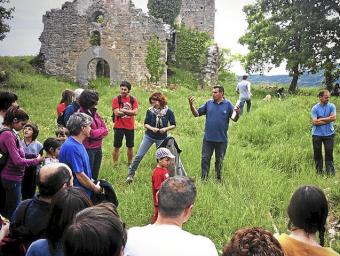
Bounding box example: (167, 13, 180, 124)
(38, 163, 73, 197)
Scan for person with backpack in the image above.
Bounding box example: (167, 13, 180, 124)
(0, 92, 18, 217)
(57, 88, 84, 127)
(0, 106, 44, 219)
(112, 81, 139, 166)
(56, 89, 74, 117)
(79, 89, 108, 180)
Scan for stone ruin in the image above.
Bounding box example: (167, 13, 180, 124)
(179, 0, 215, 38)
(39, 0, 217, 87)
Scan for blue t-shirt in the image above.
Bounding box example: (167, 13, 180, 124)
(58, 136, 92, 196)
(311, 102, 336, 136)
(144, 108, 176, 140)
(198, 99, 234, 143)
(26, 239, 63, 256)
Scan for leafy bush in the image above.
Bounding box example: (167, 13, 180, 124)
(147, 0, 182, 26)
(175, 26, 211, 73)
(145, 34, 166, 84)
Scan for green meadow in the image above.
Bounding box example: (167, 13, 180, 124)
(1, 57, 339, 253)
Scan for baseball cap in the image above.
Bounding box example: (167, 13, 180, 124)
(156, 147, 175, 160)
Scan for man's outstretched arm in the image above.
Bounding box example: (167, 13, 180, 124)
(188, 96, 199, 117)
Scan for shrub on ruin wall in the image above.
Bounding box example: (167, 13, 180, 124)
(147, 0, 182, 26)
(145, 34, 166, 84)
(175, 26, 211, 74)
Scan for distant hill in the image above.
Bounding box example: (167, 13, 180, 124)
(242, 72, 339, 87)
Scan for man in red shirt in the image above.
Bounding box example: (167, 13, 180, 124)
(151, 147, 174, 223)
(112, 81, 139, 165)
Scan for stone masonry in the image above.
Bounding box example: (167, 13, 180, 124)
(179, 0, 215, 38)
(39, 0, 168, 86)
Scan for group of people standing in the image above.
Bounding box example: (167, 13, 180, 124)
(0, 76, 338, 255)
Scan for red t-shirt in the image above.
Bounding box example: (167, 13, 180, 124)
(112, 95, 138, 130)
(57, 103, 66, 116)
(151, 166, 169, 223)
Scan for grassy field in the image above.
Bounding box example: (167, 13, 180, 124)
(1, 57, 339, 254)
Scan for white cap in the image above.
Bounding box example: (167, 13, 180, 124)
(74, 88, 84, 100)
(156, 147, 175, 160)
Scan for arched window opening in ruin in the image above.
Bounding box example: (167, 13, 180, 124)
(92, 11, 105, 23)
(96, 59, 110, 78)
(88, 58, 110, 80)
(90, 31, 101, 46)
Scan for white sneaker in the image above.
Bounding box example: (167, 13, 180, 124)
(125, 175, 134, 184)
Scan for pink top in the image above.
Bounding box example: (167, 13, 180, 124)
(0, 130, 40, 182)
(79, 107, 108, 149)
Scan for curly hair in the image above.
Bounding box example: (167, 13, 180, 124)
(223, 227, 284, 256)
(149, 92, 167, 108)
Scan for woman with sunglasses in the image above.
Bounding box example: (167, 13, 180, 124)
(0, 106, 44, 219)
(126, 92, 176, 183)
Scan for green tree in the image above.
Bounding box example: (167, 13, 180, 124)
(147, 0, 182, 26)
(175, 26, 211, 74)
(0, 0, 14, 40)
(240, 0, 339, 92)
(145, 34, 166, 84)
(217, 48, 237, 85)
(297, 0, 340, 89)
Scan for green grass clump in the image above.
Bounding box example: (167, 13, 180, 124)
(1, 57, 339, 253)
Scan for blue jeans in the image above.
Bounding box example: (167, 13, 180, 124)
(128, 134, 163, 177)
(239, 99, 251, 114)
(1, 179, 22, 220)
(87, 148, 102, 181)
(201, 139, 228, 180)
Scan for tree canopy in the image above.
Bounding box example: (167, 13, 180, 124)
(147, 0, 182, 26)
(0, 0, 14, 41)
(240, 0, 339, 91)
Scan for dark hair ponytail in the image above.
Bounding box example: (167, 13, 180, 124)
(319, 225, 325, 246)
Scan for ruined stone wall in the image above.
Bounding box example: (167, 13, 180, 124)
(179, 0, 215, 38)
(39, 0, 167, 86)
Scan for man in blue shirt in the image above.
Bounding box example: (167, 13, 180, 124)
(59, 113, 102, 196)
(311, 90, 336, 176)
(188, 86, 240, 181)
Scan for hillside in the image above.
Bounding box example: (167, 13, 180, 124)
(0, 57, 339, 253)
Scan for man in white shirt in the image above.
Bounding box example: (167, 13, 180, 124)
(124, 176, 218, 256)
(236, 75, 252, 114)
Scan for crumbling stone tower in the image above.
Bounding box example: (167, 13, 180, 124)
(39, 0, 168, 86)
(179, 0, 215, 38)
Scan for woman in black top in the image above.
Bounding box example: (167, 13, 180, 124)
(126, 92, 176, 183)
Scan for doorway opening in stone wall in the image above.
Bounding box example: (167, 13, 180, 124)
(88, 58, 110, 80)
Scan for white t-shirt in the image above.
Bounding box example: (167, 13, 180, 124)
(124, 224, 218, 256)
(236, 80, 251, 100)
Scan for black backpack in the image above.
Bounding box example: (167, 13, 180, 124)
(57, 102, 80, 127)
(111, 95, 135, 122)
(0, 128, 19, 173)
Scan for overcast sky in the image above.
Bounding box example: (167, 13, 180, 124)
(0, 0, 287, 74)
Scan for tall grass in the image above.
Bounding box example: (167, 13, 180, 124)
(1, 57, 339, 253)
